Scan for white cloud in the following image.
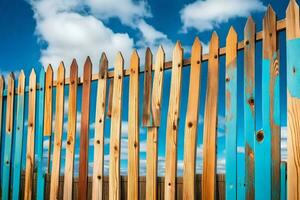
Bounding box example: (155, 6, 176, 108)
(180, 0, 266, 32)
(29, 0, 173, 75)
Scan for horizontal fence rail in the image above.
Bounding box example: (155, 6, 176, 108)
(2, 0, 300, 199)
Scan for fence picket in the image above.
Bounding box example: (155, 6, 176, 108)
(164, 41, 183, 200)
(128, 50, 140, 199)
(256, 6, 281, 200)
(244, 16, 256, 200)
(109, 52, 124, 200)
(142, 48, 153, 127)
(202, 32, 219, 200)
(11, 72, 25, 200)
(107, 79, 114, 118)
(286, 0, 300, 199)
(2, 73, 14, 200)
(146, 46, 165, 200)
(36, 68, 46, 200)
(182, 37, 202, 200)
(63, 60, 78, 199)
(49, 63, 65, 200)
(0, 76, 4, 150)
(44, 65, 53, 174)
(24, 70, 36, 200)
(78, 57, 92, 200)
(92, 53, 108, 200)
(225, 27, 238, 200)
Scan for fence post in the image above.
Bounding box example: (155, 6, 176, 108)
(286, 0, 300, 199)
(202, 32, 219, 200)
(244, 16, 256, 200)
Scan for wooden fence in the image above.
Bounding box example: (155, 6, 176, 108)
(1, 0, 300, 199)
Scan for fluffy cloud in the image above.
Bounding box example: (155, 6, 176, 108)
(29, 0, 173, 75)
(180, 0, 266, 32)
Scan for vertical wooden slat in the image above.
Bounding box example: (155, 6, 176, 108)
(24, 70, 37, 200)
(128, 50, 140, 199)
(256, 6, 280, 200)
(63, 60, 78, 200)
(202, 32, 219, 200)
(78, 57, 92, 200)
(107, 79, 114, 118)
(182, 37, 202, 200)
(225, 27, 238, 200)
(286, 1, 300, 199)
(92, 53, 108, 200)
(12, 72, 25, 200)
(2, 73, 14, 200)
(36, 68, 46, 200)
(244, 16, 256, 200)
(49, 62, 65, 200)
(44, 65, 53, 174)
(109, 52, 124, 200)
(146, 46, 165, 200)
(142, 48, 153, 127)
(164, 41, 183, 200)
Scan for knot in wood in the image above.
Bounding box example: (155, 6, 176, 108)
(256, 130, 264, 142)
(188, 122, 193, 128)
(97, 175, 102, 180)
(97, 140, 100, 144)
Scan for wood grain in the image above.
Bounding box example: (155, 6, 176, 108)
(24, 70, 36, 200)
(244, 16, 256, 200)
(63, 60, 78, 200)
(49, 63, 65, 200)
(182, 37, 202, 200)
(109, 52, 124, 200)
(286, 1, 300, 199)
(202, 32, 219, 200)
(92, 53, 108, 200)
(146, 46, 165, 200)
(107, 79, 114, 118)
(78, 57, 92, 200)
(5, 73, 14, 134)
(164, 41, 183, 200)
(142, 48, 153, 127)
(225, 27, 238, 200)
(44, 65, 53, 136)
(128, 50, 140, 199)
(12, 71, 25, 200)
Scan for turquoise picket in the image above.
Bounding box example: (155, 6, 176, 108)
(11, 72, 25, 200)
(225, 27, 238, 200)
(280, 162, 287, 200)
(2, 74, 15, 200)
(36, 68, 46, 199)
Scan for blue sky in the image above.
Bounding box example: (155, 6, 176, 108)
(0, 0, 289, 178)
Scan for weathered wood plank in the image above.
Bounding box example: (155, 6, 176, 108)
(202, 32, 219, 200)
(24, 70, 37, 200)
(164, 41, 183, 200)
(142, 48, 153, 127)
(286, 1, 300, 199)
(2, 73, 14, 200)
(78, 57, 92, 200)
(146, 46, 165, 200)
(49, 63, 65, 200)
(256, 6, 280, 200)
(11, 72, 25, 200)
(92, 53, 108, 200)
(109, 52, 124, 200)
(63, 60, 78, 200)
(182, 37, 202, 200)
(36, 68, 46, 200)
(225, 27, 238, 200)
(128, 50, 140, 199)
(12, 72, 25, 200)
(244, 16, 256, 200)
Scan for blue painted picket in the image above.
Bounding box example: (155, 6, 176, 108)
(225, 27, 238, 200)
(11, 72, 25, 200)
(36, 69, 46, 200)
(280, 162, 287, 200)
(2, 74, 15, 200)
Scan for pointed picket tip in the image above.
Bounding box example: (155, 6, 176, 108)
(8, 72, 15, 80)
(85, 56, 92, 65)
(192, 37, 201, 47)
(209, 31, 219, 48)
(131, 49, 139, 59)
(100, 52, 108, 62)
(175, 41, 182, 49)
(173, 41, 183, 56)
(70, 59, 78, 71)
(211, 31, 219, 40)
(46, 64, 53, 74)
(146, 47, 152, 56)
(58, 61, 65, 70)
(0, 75, 4, 84)
(191, 37, 202, 54)
(157, 45, 165, 55)
(115, 51, 124, 63)
(130, 49, 140, 70)
(19, 70, 25, 80)
(245, 16, 255, 31)
(287, 0, 299, 14)
(264, 5, 276, 18)
(226, 26, 237, 42)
